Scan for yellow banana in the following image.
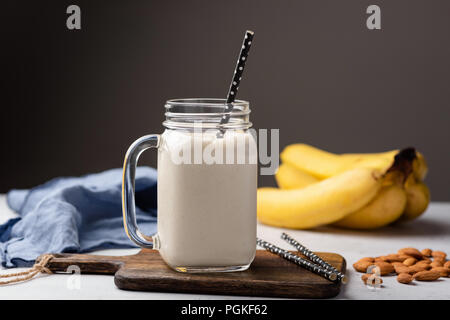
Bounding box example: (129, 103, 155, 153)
(275, 163, 319, 189)
(413, 152, 428, 181)
(280, 144, 342, 179)
(281, 144, 427, 180)
(333, 184, 407, 229)
(344, 150, 427, 181)
(340, 149, 398, 159)
(257, 168, 382, 229)
(401, 177, 430, 221)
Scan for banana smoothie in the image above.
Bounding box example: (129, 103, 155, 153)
(156, 129, 257, 270)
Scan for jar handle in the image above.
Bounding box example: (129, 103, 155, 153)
(122, 134, 160, 249)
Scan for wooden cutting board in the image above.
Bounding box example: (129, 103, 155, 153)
(42, 249, 346, 299)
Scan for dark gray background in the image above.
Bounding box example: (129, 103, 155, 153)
(2, 1, 449, 200)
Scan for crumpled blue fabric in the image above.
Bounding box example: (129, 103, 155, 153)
(0, 167, 157, 268)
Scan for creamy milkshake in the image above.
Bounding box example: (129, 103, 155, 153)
(156, 129, 257, 270)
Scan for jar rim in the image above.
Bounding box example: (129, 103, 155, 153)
(163, 98, 251, 130)
(166, 98, 248, 108)
(165, 98, 249, 116)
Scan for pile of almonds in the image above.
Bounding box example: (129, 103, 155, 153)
(353, 248, 449, 285)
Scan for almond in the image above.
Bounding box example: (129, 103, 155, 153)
(434, 257, 446, 264)
(431, 251, 447, 260)
(374, 261, 395, 275)
(362, 273, 383, 285)
(380, 254, 405, 263)
(393, 264, 411, 274)
(353, 260, 374, 273)
(398, 254, 411, 262)
(413, 270, 441, 281)
(398, 248, 423, 260)
(374, 257, 384, 263)
(403, 257, 417, 266)
(430, 260, 444, 268)
(409, 263, 431, 273)
(392, 262, 404, 267)
(359, 257, 376, 263)
(431, 267, 449, 277)
(390, 255, 407, 263)
(397, 273, 413, 284)
(421, 248, 432, 257)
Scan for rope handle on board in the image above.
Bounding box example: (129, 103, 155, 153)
(0, 254, 54, 285)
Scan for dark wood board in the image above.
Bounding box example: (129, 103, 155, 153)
(42, 249, 346, 299)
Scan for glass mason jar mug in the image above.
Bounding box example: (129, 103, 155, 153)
(122, 99, 257, 273)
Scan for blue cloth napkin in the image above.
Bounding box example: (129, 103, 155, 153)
(0, 167, 157, 268)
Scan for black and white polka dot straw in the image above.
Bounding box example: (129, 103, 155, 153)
(220, 30, 254, 126)
(281, 233, 348, 284)
(256, 238, 339, 283)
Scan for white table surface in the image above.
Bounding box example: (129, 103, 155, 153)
(0, 194, 449, 300)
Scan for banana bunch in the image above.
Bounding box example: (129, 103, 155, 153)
(257, 144, 430, 230)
